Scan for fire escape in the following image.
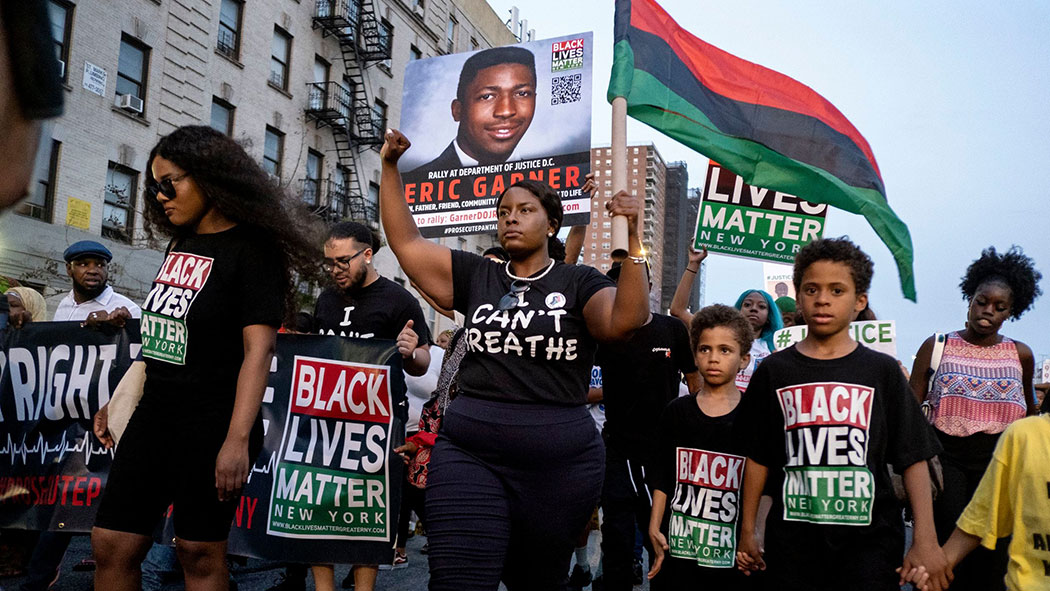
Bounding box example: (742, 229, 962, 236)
(305, 0, 391, 227)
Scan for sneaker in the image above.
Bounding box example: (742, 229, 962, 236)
(567, 564, 592, 589)
(379, 550, 408, 570)
(632, 559, 643, 585)
(266, 573, 306, 591)
(340, 568, 355, 589)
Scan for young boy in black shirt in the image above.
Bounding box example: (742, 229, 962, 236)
(647, 304, 756, 588)
(736, 238, 950, 591)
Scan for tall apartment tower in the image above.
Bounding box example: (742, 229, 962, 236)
(583, 144, 667, 311)
(660, 161, 702, 314)
(1, 0, 514, 337)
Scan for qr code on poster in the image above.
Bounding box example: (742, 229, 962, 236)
(551, 74, 582, 105)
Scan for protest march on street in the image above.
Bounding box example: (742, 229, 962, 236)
(0, 1, 1048, 590)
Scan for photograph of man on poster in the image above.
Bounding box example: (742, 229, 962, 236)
(410, 46, 537, 172)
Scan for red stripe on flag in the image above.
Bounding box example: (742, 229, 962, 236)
(629, 0, 881, 178)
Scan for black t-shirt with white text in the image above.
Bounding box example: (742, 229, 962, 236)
(737, 344, 942, 588)
(313, 276, 431, 344)
(451, 250, 614, 406)
(652, 395, 749, 576)
(141, 225, 284, 408)
(597, 313, 695, 458)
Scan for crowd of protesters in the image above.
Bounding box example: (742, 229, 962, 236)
(0, 120, 1047, 591)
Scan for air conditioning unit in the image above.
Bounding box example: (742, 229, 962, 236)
(115, 93, 144, 114)
(57, 60, 65, 78)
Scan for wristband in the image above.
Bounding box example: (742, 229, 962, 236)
(685, 267, 698, 274)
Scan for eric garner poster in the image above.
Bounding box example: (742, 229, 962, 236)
(694, 162, 828, 263)
(398, 32, 593, 238)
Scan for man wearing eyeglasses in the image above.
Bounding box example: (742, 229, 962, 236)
(270, 221, 430, 591)
(53, 241, 141, 322)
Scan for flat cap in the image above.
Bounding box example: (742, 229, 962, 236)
(63, 240, 112, 263)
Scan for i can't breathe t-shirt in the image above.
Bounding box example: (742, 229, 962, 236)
(451, 250, 614, 406)
(140, 225, 283, 403)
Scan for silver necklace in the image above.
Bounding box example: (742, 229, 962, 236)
(504, 258, 556, 282)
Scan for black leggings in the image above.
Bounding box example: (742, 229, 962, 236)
(395, 478, 426, 548)
(424, 396, 604, 591)
(933, 430, 1009, 591)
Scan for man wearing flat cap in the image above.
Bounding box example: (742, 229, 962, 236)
(53, 240, 140, 322)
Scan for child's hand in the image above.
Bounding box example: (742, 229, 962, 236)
(900, 540, 951, 591)
(896, 565, 930, 590)
(647, 528, 668, 579)
(736, 532, 766, 575)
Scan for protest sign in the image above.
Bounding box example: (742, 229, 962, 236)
(694, 163, 827, 263)
(773, 320, 897, 357)
(0, 321, 138, 531)
(763, 262, 795, 300)
(667, 448, 743, 568)
(1, 327, 406, 565)
(398, 32, 593, 238)
(227, 334, 406, 564)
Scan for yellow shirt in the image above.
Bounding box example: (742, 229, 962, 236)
(956, 414, 1050, 591)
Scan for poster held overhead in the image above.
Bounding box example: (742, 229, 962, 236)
(398, 33, 594, 238)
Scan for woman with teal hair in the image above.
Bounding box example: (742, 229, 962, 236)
(733, 289, 784, 391)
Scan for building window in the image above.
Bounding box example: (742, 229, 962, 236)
(601, 242, 611, 250)
(116, 35, 149, 105)
(263, 126, 283, 177)
(413, 0, 425, 11)
(103, 163, 136, 243)
(445, 15, 456, 53)
(366, 182, 380, 220)
(605, 159, 611, 166)
(17, 140, 60, 221)
(600, 263, 609, 271)
(304, 150, 323, 207)
(49, 0, 73, 81)
(379, 20, 393, 69)
(270, 27, 292, 90)
(210, 98, 234, 135)
(590, 253, 596, 261)
(470, 37, 478, 51)
(602, 232, 611, 239)
(603, 221, 610, 228)
(633, 147, 639, 153)
(372, 99, 387, 132)
(409, 45, 422, 61)
(217, 0, 242, 59)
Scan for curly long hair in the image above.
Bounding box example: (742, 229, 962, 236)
(960, 246, 1042, 320)
(142, 125, 323, 318)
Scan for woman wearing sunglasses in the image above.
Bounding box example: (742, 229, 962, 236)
(379, 129, 649, 590)
(91, 125, 319, 591)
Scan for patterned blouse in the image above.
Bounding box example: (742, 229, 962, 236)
(930, 331, 1026, 437)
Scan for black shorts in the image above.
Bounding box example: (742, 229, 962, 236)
(94, 392, 263, 542)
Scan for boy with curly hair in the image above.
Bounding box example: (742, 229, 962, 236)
(736, 238, 949, 590)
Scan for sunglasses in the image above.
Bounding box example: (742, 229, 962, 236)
(146, 172, 190, 200)
(497, 280, 530, 311)
(321, 248, 368, 272)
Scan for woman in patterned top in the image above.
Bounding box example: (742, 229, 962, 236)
(909, 246, 1042, 591)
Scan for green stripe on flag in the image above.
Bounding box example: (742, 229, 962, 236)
(608, 40, 915, 300)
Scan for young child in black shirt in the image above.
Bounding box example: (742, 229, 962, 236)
(647, 304, 756, 588)
(736, 238, 949, 591)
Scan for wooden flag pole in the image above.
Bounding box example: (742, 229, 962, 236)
(610, 96, 629, 258)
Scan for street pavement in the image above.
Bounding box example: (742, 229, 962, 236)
(1, 529, 648, 591)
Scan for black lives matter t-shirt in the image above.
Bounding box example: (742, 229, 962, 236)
(737, 344, 941, 587)
(141, 226, 283, 404)
(596, 313, 695, 457)
(651, 395, 747, 574)
(313, 276, 431, 344)
(451, 250, 614, 406)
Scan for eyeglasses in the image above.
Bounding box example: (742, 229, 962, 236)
(321, 248, 367, 272)
(146, 172, 190, 200)
(497, 280, 530, 311)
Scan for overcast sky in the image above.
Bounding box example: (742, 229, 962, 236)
(484, 0, 1050, 368)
